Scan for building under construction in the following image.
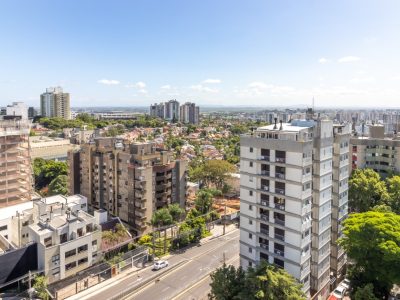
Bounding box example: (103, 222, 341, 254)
(0, 118, 33, 207)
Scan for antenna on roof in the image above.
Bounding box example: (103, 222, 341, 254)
(312, 97, 315, 112)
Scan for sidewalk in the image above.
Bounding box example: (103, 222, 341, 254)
(66, 223, 238, 300)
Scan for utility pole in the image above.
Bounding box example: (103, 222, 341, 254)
(223, 200, 227, 235)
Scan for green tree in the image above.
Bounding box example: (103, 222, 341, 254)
(194, 189, 221, 214)
(209, 261, 306, 300)
(33, 158, 68, 190)
(339, 211, 400, 298)
(151, 208, 173, 227)
(208, 264, 247, 300)
(190, 160, 235, 189)
(386, 175, 400, 214)
(349, 168, 389, 212)
(168, 204, 185, 222)
(33, 275, 49, 300)
(354, 284, 378, 300)
(48, 175, 68, 196)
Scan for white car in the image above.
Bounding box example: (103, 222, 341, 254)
(339, 278, 350, 290)
(153, 260, 169, 270)
(332, 285, 346, 299)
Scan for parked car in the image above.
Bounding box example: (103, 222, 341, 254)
(153, 260, 169, 270)
(332, 285, 346, 299)
(339, 278, 350, 290)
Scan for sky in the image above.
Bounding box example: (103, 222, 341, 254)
(1, 0, 400, 108)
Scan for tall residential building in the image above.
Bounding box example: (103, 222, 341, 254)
(28, 107, 38, 119)
(40, 87, 71, 119)
(149, 100, 180, 122)
(180, 102, 200, 124)
(351, 124, 400, 177)
(239, 117, 349, 299)
(6, 102, 28, 120)
(67, 138, 187, 235)
(0, 118, 33, 207)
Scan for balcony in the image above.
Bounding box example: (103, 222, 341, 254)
(260, 228, 269, 235)
(261, 185, 269, 192)
(275, 173, 285, 180)
(260, 243, 269, 250)
(275, 157, 286, 163)
(260, 214, 269, 222)
(274, 249, 284, 257)
(274, 203, 285, 211)
(260, 170, 270, 176)
(274, 218, 285, 226)
(260, 200, 269, 207)
(258, 156, 270, 161)
(274, 233, 285, 241)
(275, 188, 285, 195)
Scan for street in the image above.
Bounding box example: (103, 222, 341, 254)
(76, 227, 239, 300)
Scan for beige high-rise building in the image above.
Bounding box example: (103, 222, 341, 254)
(40, 87, 71, 119)
(239, 115, 350, 299)
(0, 118, 33, 207)
(67, 138, 187, 235)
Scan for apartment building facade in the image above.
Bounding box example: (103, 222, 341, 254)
(150, 100, 180, 122)
(351, 124, 400, 177)
(40, 86, 71, 119)
(68, 138, 187, 235)
(180, 102, 200, 125)
(0, 118, 33, 207)
(239, 118, 349, 299)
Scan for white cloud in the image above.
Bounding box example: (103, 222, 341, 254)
(390, 76, 400, 81)
(318, 58, 329, 64)
(161, 84, 171, 89)
(138, 89, 148, 94)
(98, 79, 120, 85)
(202, 78, 221, 84)
(248, 82, 268, 89)
(125, 81, 147, 89)
(190, 84, 219, 93)
(350, 77, 375, 83)
(338, 56, 361, 63)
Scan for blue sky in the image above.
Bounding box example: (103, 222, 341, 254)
(1, 0, 400, 107)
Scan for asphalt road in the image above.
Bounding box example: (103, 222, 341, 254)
(83, 228, 239, 300)
(127, 229, 239, 300)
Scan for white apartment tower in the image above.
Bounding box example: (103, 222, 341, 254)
(239, 116, 349, 299)
(40, 87, 71, 120)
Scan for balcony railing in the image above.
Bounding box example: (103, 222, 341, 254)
(261, 185, 269, 191)
(275, 188, 285, 195)
(260, 228, 269, 235)
(260, 170, 270, 176)
(274, 218, 285, 226)
(260, 214, 269, 222)
(274, 233, 285, 241)
(260, 243, 269, 250)
(274, 249, 285, 257)
(259, 156, 270, 161)
(275, 157, 286, 163)
(274, 204, 285, 211)
(275, 173, 285, 179)
(260, 200, 269, 207)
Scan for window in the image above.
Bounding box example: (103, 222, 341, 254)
(249, 147, 253, 153)
(0, 225, 7, 231)
(60, 233, 68, 244)
(65, 249, 76, 259)
(65, 261, 77, 271)
(77, 228, 83, 237)
(52, 267, 60, 276)
(249, 190, 253, 196)
(249, 219, 253, 225)
(249, 233, 253, 239)
(249, 247, 253, 253)
(44, 237, 52, 248)
(249, 176, 254, 183)
(92, 240, 97, 246)
(78, 257, 88, 265)
(249, 205, 253, 211)
(78, 244, 88, 253)
(52, 255, 60, 263)
(249, 261, 253, 267)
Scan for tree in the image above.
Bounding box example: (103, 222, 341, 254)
(33, 275, 49, 300)
(190, 160, 235, 190)
(339, 211, 400, 298)
(151, 208, 173, 227)
(208, 261, 306, 300)
(386, 175, 400, 214)
(194, 189, 221, 214)
(168, 204, 185, 222)
(354, 284, 378, 300)
(33, 158, 68, 191)
(48, 175, 68, 196)
(209, 264, 247, 300)
(348, 169, 389, 212)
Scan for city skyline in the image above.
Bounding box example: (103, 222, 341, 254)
(1, 1, 400, 107)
